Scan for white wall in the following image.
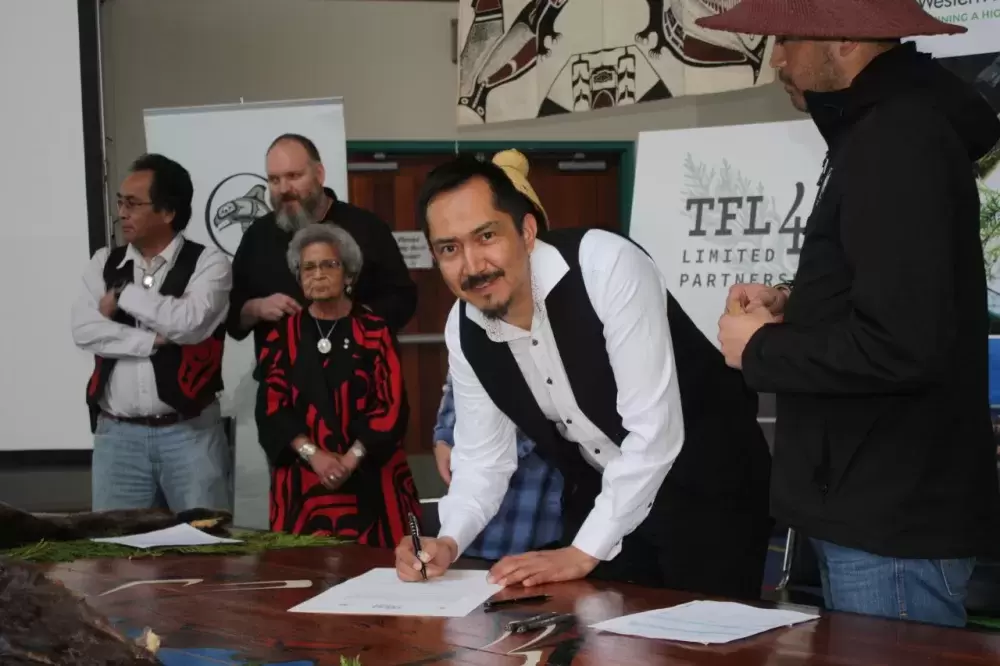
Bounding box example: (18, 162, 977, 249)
(0, 0, 94, 451)
(100, 0, 801, 192)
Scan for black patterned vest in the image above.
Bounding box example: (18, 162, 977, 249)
(85, 240, 225, 431)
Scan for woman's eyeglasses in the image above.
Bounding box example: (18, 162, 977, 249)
(301, 260, 343, 274)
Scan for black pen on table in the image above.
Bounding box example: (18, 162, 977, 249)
(510, 612, 577, 634)
(407, 512, 427, 581)
(483, 594, 551, 611)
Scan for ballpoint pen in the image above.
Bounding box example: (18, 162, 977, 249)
(407, 512, 427, 581)
(505, 612, 558, 633)
(508, 612, 576, 634)
(483, 594, 551, 611)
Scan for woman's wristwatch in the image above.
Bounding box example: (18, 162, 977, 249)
(297, 442, 318, 462)
(349, 442, 366, 461)
(297, 441, 364, 463)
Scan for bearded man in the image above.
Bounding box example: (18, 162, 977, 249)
(227, 134, 416, 362)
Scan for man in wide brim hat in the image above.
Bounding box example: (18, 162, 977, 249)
(698, 0, 968, 113)
(712, 0, 1000, 630)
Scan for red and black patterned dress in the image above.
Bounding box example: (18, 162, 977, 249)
(256, 308, 420, 547)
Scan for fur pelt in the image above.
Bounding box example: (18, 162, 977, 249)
(0, 502, 233, 550)
(0, 557, 163, 665)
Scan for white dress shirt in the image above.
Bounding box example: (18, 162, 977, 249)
(70, 235, 232, 417)
(438, 229, 686, 562)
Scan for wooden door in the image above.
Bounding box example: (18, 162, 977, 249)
(347, 149, 623, 467)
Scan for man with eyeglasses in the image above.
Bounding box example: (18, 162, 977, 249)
(71, 153, 233, 513)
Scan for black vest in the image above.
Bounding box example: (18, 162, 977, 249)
(85, 240, 225, 431)
(459, 229, 770, 537)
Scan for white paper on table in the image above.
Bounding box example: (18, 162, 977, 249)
(590, 601, 819, 644)
(288, 568, 503, 618)
(90, 523, 243, 549)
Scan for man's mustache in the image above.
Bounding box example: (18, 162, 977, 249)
(462, 270, 504, 291)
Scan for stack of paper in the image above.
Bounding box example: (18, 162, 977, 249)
(591, 600, 819, 644)
(90, 523, 243, 549)
(288, 568, 503, 618)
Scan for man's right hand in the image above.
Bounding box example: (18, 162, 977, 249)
(395, 536, 458, 582)
(244, 294, 302, 324)
(725, 284, 788, 318)
(433, 441, 452, 486)
(98, 290, 119, 319)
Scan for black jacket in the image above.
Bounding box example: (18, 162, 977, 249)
(743, 43, 1000, 559)
(227, 188, 417, 360)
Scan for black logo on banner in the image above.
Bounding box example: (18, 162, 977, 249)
(204, 173, 271, 257)
(677, 154, 808, 289)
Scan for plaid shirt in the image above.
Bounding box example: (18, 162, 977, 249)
(434, 374, 563, 560)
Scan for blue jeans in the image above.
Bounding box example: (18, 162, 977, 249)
(92, 402, 232, 513)
(810, 538, 975, 628)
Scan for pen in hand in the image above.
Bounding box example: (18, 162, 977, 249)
(407, 512, 427, 581)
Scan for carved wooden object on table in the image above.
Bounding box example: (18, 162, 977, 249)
(40, 544, 1000, 665)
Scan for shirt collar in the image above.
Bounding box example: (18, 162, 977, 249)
(528, 239, 569, 299)
(464, 239, 568, 342)
(118, 234, 184, 269)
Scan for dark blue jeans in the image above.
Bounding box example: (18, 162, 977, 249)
(810, 538, 975, 628)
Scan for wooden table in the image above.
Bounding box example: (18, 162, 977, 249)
(42, 544, 1000, 665)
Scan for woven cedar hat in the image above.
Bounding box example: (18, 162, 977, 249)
(492, 149, 548, 226)
(695, 0, 966, 39)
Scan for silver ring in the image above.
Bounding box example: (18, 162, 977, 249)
(328, 473, 339, 481)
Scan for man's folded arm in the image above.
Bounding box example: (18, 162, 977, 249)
(117, 249, 232, 344)
(71, 248, 156, 359)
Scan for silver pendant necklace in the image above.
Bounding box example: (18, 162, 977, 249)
(314, 317, 340, 355)
(140, 261, 166, 289)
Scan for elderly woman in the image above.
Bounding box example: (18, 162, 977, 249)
(255, 224, 420, 547)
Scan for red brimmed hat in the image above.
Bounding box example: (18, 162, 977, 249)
(695, 0, 966, 39)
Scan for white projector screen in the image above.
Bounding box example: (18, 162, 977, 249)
(0, 1, 105, 452)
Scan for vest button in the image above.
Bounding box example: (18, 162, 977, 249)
(594, 448, 601, 455)
(532, 339, 539, 346)
(546, 378, 553, 385)
(566, 419, 573, 425)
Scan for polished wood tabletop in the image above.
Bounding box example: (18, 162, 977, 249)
(41, 544, 1000, 665)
